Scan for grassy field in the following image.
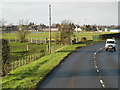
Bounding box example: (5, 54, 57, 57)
(9, 42, 64, 62)
(9, 42, 47, 62)
(2, 32, 113, 41)
(1, 42, 87, 89)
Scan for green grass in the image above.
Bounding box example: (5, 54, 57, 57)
(9, 42, 47, 62)
(73, 32, 114, 41)
(9, 42, 64, 62)
(2, 32, 113, 41)
(1, 43, 87, 89)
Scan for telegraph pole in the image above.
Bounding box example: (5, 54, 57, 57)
(49, 4, 51, 54)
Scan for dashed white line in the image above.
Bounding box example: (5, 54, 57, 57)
(97, 69, 99, 73)
(93, 47, 106, 88)
(95, 65, 98, 69)
(100, 80, 104, 84)
(94, 52, 96, 55)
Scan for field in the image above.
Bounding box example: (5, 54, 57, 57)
(9, 42, 63, 62)
(2, 32, 113, 41)
(3, 31, 113, 64)
(9, 42, 47, 62)
(1, 43, 87, 89)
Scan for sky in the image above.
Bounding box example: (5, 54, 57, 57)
(0, 0, 119, 26)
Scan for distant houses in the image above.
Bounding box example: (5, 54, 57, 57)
(110, 29, 120, 32)
(2, 23, 119, 33)
(74, 26, 82, 32)
(41, 26, 59, 32)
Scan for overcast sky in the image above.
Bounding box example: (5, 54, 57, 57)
(0, 0, 119, 26)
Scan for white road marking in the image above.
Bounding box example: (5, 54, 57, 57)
(97, 69, 99, 73)
(93, 47, 106, 88)
(98, 75, 101, 78)
(94, 52, 96, 55)
(102, 84, 106, 88)
(100, 80, 104, 84)
(95, 65, 97, 68)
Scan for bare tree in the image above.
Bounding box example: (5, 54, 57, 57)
(17, 19, 30, 43)
(0, 18, 7, 30)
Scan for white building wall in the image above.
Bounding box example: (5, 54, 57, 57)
(110, 29, 120, 32)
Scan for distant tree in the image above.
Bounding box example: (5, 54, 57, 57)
(0, 18, 7, 30)
(17, 19, 30, 43)
(1, 39, 10, 76)
(39, 24, 46, 31)
(56, 23, 61, 31)
(60, 20, 74, 45)
(86, 25, 91, 31)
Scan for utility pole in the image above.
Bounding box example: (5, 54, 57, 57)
(49, 4, 51, 54)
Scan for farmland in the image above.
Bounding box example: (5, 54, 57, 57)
(2, 32, 113, 41)
(9, 42, 63, 62)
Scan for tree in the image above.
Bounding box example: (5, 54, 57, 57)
(54, 31, 60, 44)
(60, 20, 74, 45)
(17, 19, 30, 43)
(0, 18, 7, 30)
(1, 39, 10, 76)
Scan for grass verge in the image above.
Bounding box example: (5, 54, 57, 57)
(1, 41, 100, 89)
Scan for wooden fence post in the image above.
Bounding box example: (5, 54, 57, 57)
(27, 45, 29, 51)
(31, 38, 32, 43)
(9, 38, 10, 42)
(36, 38, 37, 43)
(28, 56, 29, 64)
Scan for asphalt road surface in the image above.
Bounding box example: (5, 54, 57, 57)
(38, 41, 119, 89)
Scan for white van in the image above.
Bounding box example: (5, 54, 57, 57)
(105, 38, 116, 52)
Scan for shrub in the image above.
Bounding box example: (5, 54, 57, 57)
(81, 37, 87, 42)
(2, 39, 11, 76)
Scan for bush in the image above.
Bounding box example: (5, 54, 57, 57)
(81, 37, 87, 42)
(2, 39, 11, 76)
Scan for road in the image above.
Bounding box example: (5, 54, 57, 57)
(37, 41, 119, 89)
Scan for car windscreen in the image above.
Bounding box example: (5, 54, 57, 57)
(107, 41, 115, 44)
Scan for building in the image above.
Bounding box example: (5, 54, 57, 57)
(110, 29, 120, 32)
(42, 26, 59, 32)
(74, 27, 82, 32)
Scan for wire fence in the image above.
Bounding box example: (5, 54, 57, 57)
(11, 52, 44, 71)
(10, 44, 64, 71)
(5, 37, 49, 44)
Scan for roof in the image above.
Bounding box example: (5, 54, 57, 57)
(106, 39, 115, 41)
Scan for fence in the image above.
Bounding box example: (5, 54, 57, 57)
(10, 44, 64, 71)
(6, 37, 50, 44)
(11, 52, 44, 71)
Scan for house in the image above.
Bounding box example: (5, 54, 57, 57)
(42, 26, 59, 32)
(74, 26, 82, 32)
(105, 28, 108, 32)
(110, 29, 120, 32)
